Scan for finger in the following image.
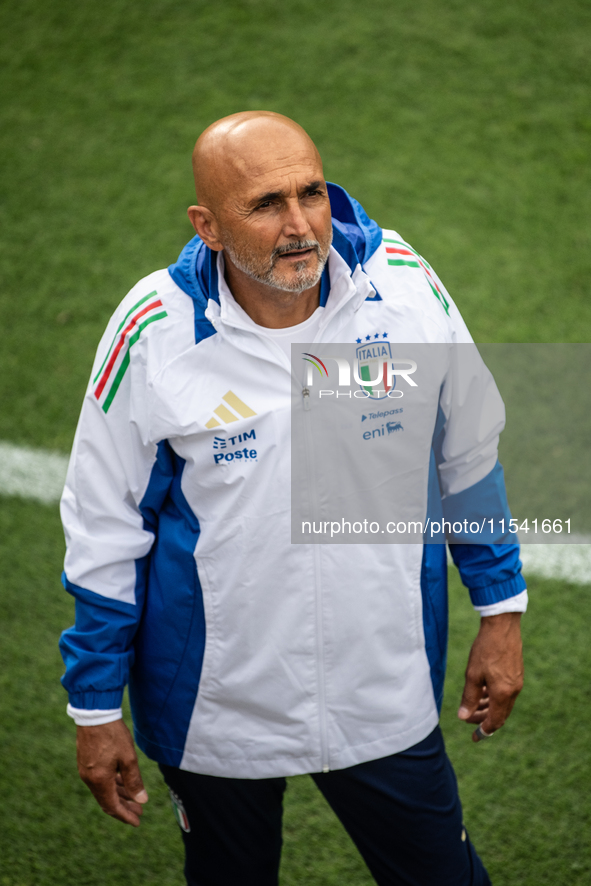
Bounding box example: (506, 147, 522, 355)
(115, 781, 146, 813)
(462, 697, 490, 724)
(84, 774, 143, 827)
(115, 796, 145, 817)
(103, 793, 143, 826)
(472, 723, 496, 743)
(104, 801, 144, 826)
(458, 673, 485, 720)
(464, 709, 489, 725)
(116, 782, 137, 801)
(477, 684, 519, 736)
(115, 771, 137, 802)
(119, 750, 148, 805)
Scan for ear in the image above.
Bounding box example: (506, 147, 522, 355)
(187, 205, 224, 251)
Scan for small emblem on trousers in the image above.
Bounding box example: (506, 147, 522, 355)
(169, 788, 191, 832)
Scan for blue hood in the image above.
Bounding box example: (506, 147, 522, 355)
(168, 183, 383, 313)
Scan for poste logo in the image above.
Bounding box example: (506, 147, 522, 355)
(205, 391, 257, 429)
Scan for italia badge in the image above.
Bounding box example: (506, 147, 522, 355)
(356, 341, 394, 400)
(169, 788, 191, 833)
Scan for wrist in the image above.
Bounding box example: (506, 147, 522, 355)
(478, 610, 523, 641)
(480, 611, 522, 624)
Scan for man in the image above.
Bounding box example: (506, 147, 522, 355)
(60, 112, 526, 886)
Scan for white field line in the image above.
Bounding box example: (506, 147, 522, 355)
(0, 441, 590, 584)
(445, 542, 591, 585)
(518, 541, 591, 585)
(0, 441, 69, 504)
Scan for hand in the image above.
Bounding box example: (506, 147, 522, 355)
(457, 611, 524, 742)
(76, 719, 148, 826)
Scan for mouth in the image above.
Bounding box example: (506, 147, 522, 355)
(275, 247, 316, 263)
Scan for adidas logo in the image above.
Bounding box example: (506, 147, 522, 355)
(205, 391, 257, 429)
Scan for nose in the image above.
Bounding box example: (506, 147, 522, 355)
(282, 198, 311, 239)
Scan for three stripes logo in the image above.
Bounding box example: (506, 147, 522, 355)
(205, 391, 257, 429)
(93, 291, 167, 413)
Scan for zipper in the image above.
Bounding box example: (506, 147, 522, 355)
(301, 383, 330, 772)
(314, 541, 330, 773)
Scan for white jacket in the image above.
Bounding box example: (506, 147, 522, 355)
(59, 184, 526, 777)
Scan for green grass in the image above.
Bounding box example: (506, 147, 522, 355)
(480, 344, 591, 534)
(1, 497, 590, 885)
(1, 1, 590, 883)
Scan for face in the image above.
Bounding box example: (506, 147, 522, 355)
(210, 136, 333, 294)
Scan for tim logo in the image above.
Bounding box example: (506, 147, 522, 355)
(213, 429, 257, 464)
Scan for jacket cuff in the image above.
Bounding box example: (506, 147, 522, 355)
(67, 704, 123, 726)
(67, 689, 124, 709)
(468, 572, 527, 607)
(474, 589, 528, 616)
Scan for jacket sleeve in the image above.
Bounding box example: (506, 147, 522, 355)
(431, 276, 527, 608)
(59, 308, 165, 711)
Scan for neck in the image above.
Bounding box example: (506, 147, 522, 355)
(222, 252, 321, 328)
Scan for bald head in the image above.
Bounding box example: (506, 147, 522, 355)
(192, 111, 323, 211)
(187, 112, 333, 311)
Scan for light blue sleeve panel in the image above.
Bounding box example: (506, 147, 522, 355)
(444, 460, 526, 605)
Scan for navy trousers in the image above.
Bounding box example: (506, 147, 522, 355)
(159, 726, 492, 886)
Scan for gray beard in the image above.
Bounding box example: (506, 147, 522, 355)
(223, 234, 332, 294)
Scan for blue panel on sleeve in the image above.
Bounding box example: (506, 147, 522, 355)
(129, 441, 206, 768)
(441, 461, 515, 544)
(419, 449, 526, 710)
(449, 544, 526, 606)
(59, 579, 139, 709)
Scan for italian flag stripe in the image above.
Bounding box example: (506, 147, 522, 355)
(93, 291, 158, 384)
(383, 238, 448, 314)
(385, 246, 415, 256)
(387, 258, 421, 268)
(101, 311, 168, 413)
(95, 299, 164, 400)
